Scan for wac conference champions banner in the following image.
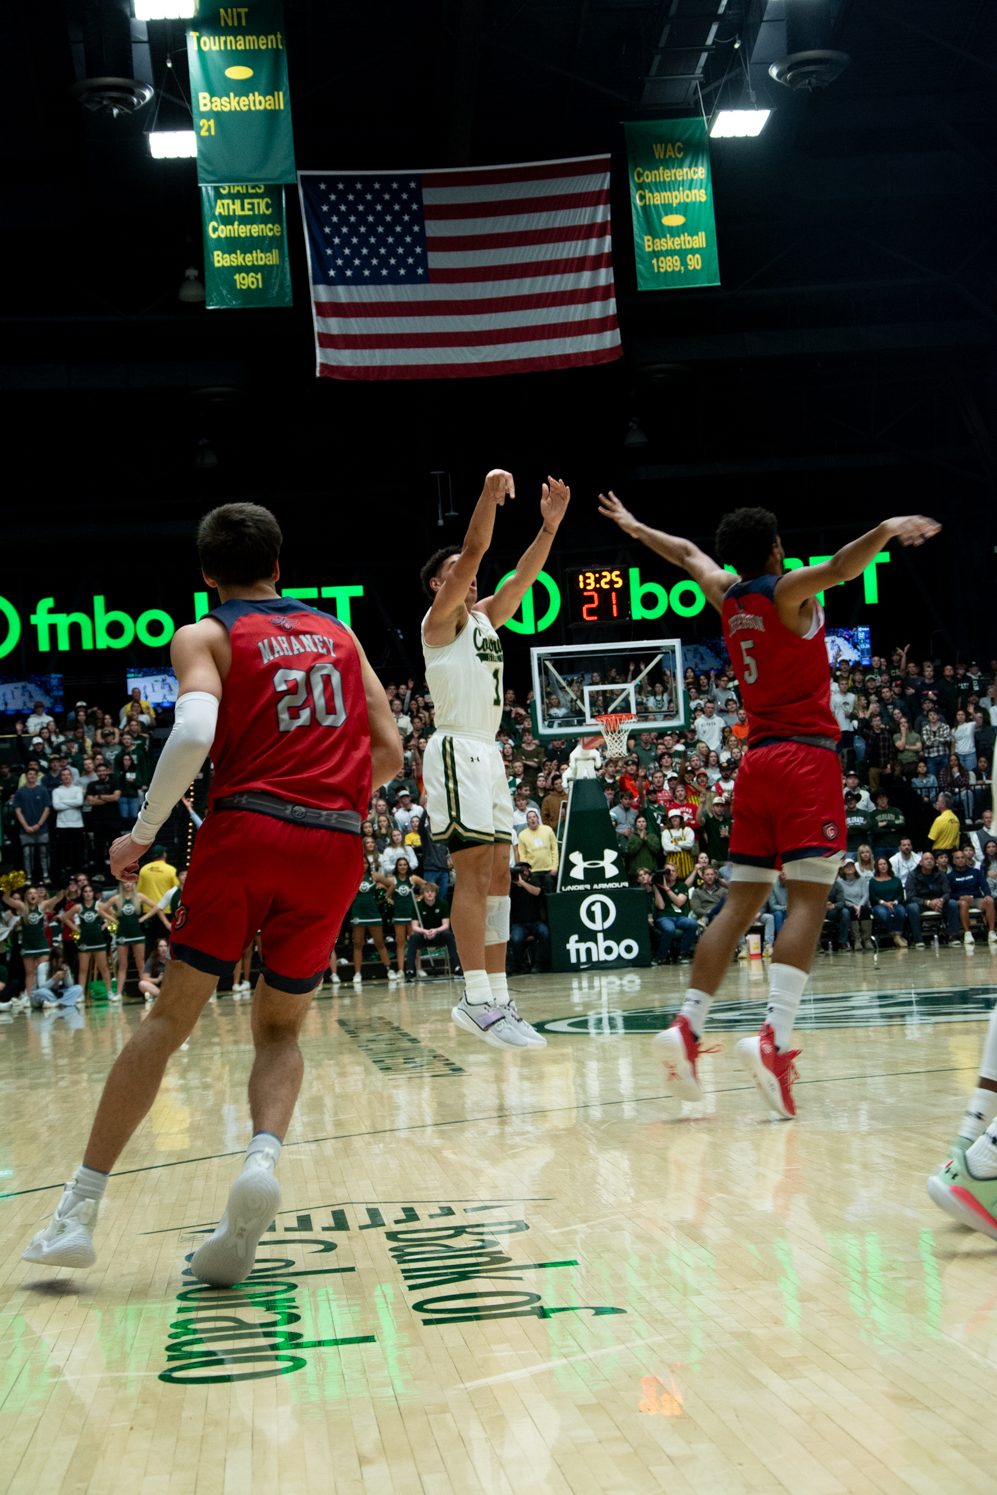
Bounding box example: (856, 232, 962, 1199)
(624, 118, 720, 291)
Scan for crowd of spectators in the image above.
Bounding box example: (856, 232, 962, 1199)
(2, 648, 995, 1006)
(0, 690, 185, 1011)
(1, 689, 162, 885)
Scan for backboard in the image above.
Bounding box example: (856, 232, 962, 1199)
(530, 639, 684, 742)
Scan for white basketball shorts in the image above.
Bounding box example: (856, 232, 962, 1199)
(423, 733, 513, 852)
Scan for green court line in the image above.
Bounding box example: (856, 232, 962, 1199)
(0, 1062, 979, 1203)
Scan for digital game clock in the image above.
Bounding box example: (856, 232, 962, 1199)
(565, 566, 631, 625)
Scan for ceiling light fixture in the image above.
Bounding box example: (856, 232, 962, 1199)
(149, 129, 197, 158)
(710, 108, 771, 138)
(710, 30, 773, 141)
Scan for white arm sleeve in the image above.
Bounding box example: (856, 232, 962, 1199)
(130, 691, 219, 846)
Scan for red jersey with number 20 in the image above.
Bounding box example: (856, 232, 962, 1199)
(206, 597, 371, 814)
(721, 573, 838, 744)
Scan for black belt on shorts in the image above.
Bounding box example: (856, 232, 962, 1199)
(213, 791, 362, 834)
(748, 734, 839, 753)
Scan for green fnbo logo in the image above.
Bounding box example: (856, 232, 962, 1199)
(30, 596, 175, 654)
(0, 584, 369, 660)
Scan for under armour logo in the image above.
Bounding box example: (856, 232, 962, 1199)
(567, 849, 619, 880)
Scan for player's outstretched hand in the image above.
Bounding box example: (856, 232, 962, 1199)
(598, 489, 641, 536)
(886, 515, 942, 546)
(109, 833, 147, 881)
(541, 476, 570, 531)
(483, 469, 515, 505)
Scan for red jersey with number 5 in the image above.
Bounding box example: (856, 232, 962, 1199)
(721, 574, 838, 744)
(206, 597, 371, 814)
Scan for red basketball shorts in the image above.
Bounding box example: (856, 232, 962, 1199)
(729, 742, 845, 869)
(171, 809, 362, 993)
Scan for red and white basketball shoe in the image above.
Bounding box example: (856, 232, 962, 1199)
(654, 1015, 716, 1103)
(736, 1022, 800, 1118)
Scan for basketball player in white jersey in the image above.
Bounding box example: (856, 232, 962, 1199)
(420, 468, 570, 1047)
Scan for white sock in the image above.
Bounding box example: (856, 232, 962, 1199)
(966, 1119, 997, 1179)
(764, 963, 809, 1052)
(463, 969, 491, 1006)
(958, 1087, 997, 1145)
(680, 988, 713, 1039)
(67, 1163, 108, 1210)
(246, 1132, 282, 1165)
(487, 972, 510, 1008)
(977, 1007, 997, 1085)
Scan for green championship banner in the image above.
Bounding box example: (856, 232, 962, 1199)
(188, 1, 295, 184)
(201, 184, 292, 308)
(624, 118, 720, 291)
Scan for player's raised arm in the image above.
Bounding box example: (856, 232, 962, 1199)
(425, 469, 515, 635)
(772, 515, 941, 624)
(478, 476, 570, 627)
(108, 622, 223, 879)
(598, 490, 734, 613)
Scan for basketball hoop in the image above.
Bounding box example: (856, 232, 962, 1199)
(595, 713, 636, 759)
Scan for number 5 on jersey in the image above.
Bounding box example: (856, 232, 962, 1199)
(739, 639, 758, 684)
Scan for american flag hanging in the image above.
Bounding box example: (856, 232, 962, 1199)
(298, 155, 622, 381)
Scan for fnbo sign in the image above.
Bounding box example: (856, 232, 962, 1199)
(0, 596, 172, 661)
(0, 586, 366, 661)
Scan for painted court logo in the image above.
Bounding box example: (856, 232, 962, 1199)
(160, 1199, 625, 1384)
(536, 984, 997, 1037)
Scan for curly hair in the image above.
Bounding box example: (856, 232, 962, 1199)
(419, 545, 461, 599)
(714, 506, 779, 577)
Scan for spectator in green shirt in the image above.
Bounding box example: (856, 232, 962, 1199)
(699, 793, 732, 864)
(633, 730, 661, 768)
(869, 856, 909, 947)
(625, 814, 661, 878)
(638, 866, 698, 962)
(868, 791, 905, 857)
(404, 882, 460, 979)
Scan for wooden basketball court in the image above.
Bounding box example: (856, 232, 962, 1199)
(3, 951, 997, 1494)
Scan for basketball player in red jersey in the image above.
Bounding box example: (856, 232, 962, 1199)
(23, 503, 401, 1283)
(600, 495, 939, 1117)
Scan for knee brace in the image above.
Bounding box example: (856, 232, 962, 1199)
(783, 853, 842, 887)
(485, 894, 511, 946)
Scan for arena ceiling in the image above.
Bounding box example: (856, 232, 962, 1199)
(0, 0, 994, 610)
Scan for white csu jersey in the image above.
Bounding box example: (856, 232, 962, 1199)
(421, 608, 503, 738)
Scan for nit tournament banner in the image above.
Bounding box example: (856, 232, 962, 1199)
(624, 119, 720, 291)
(188, 0, 296, 185)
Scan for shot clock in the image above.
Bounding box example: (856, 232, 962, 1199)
(565, 566, 631, 625)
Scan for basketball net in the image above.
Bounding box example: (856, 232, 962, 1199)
(595, 712, 636, 759)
